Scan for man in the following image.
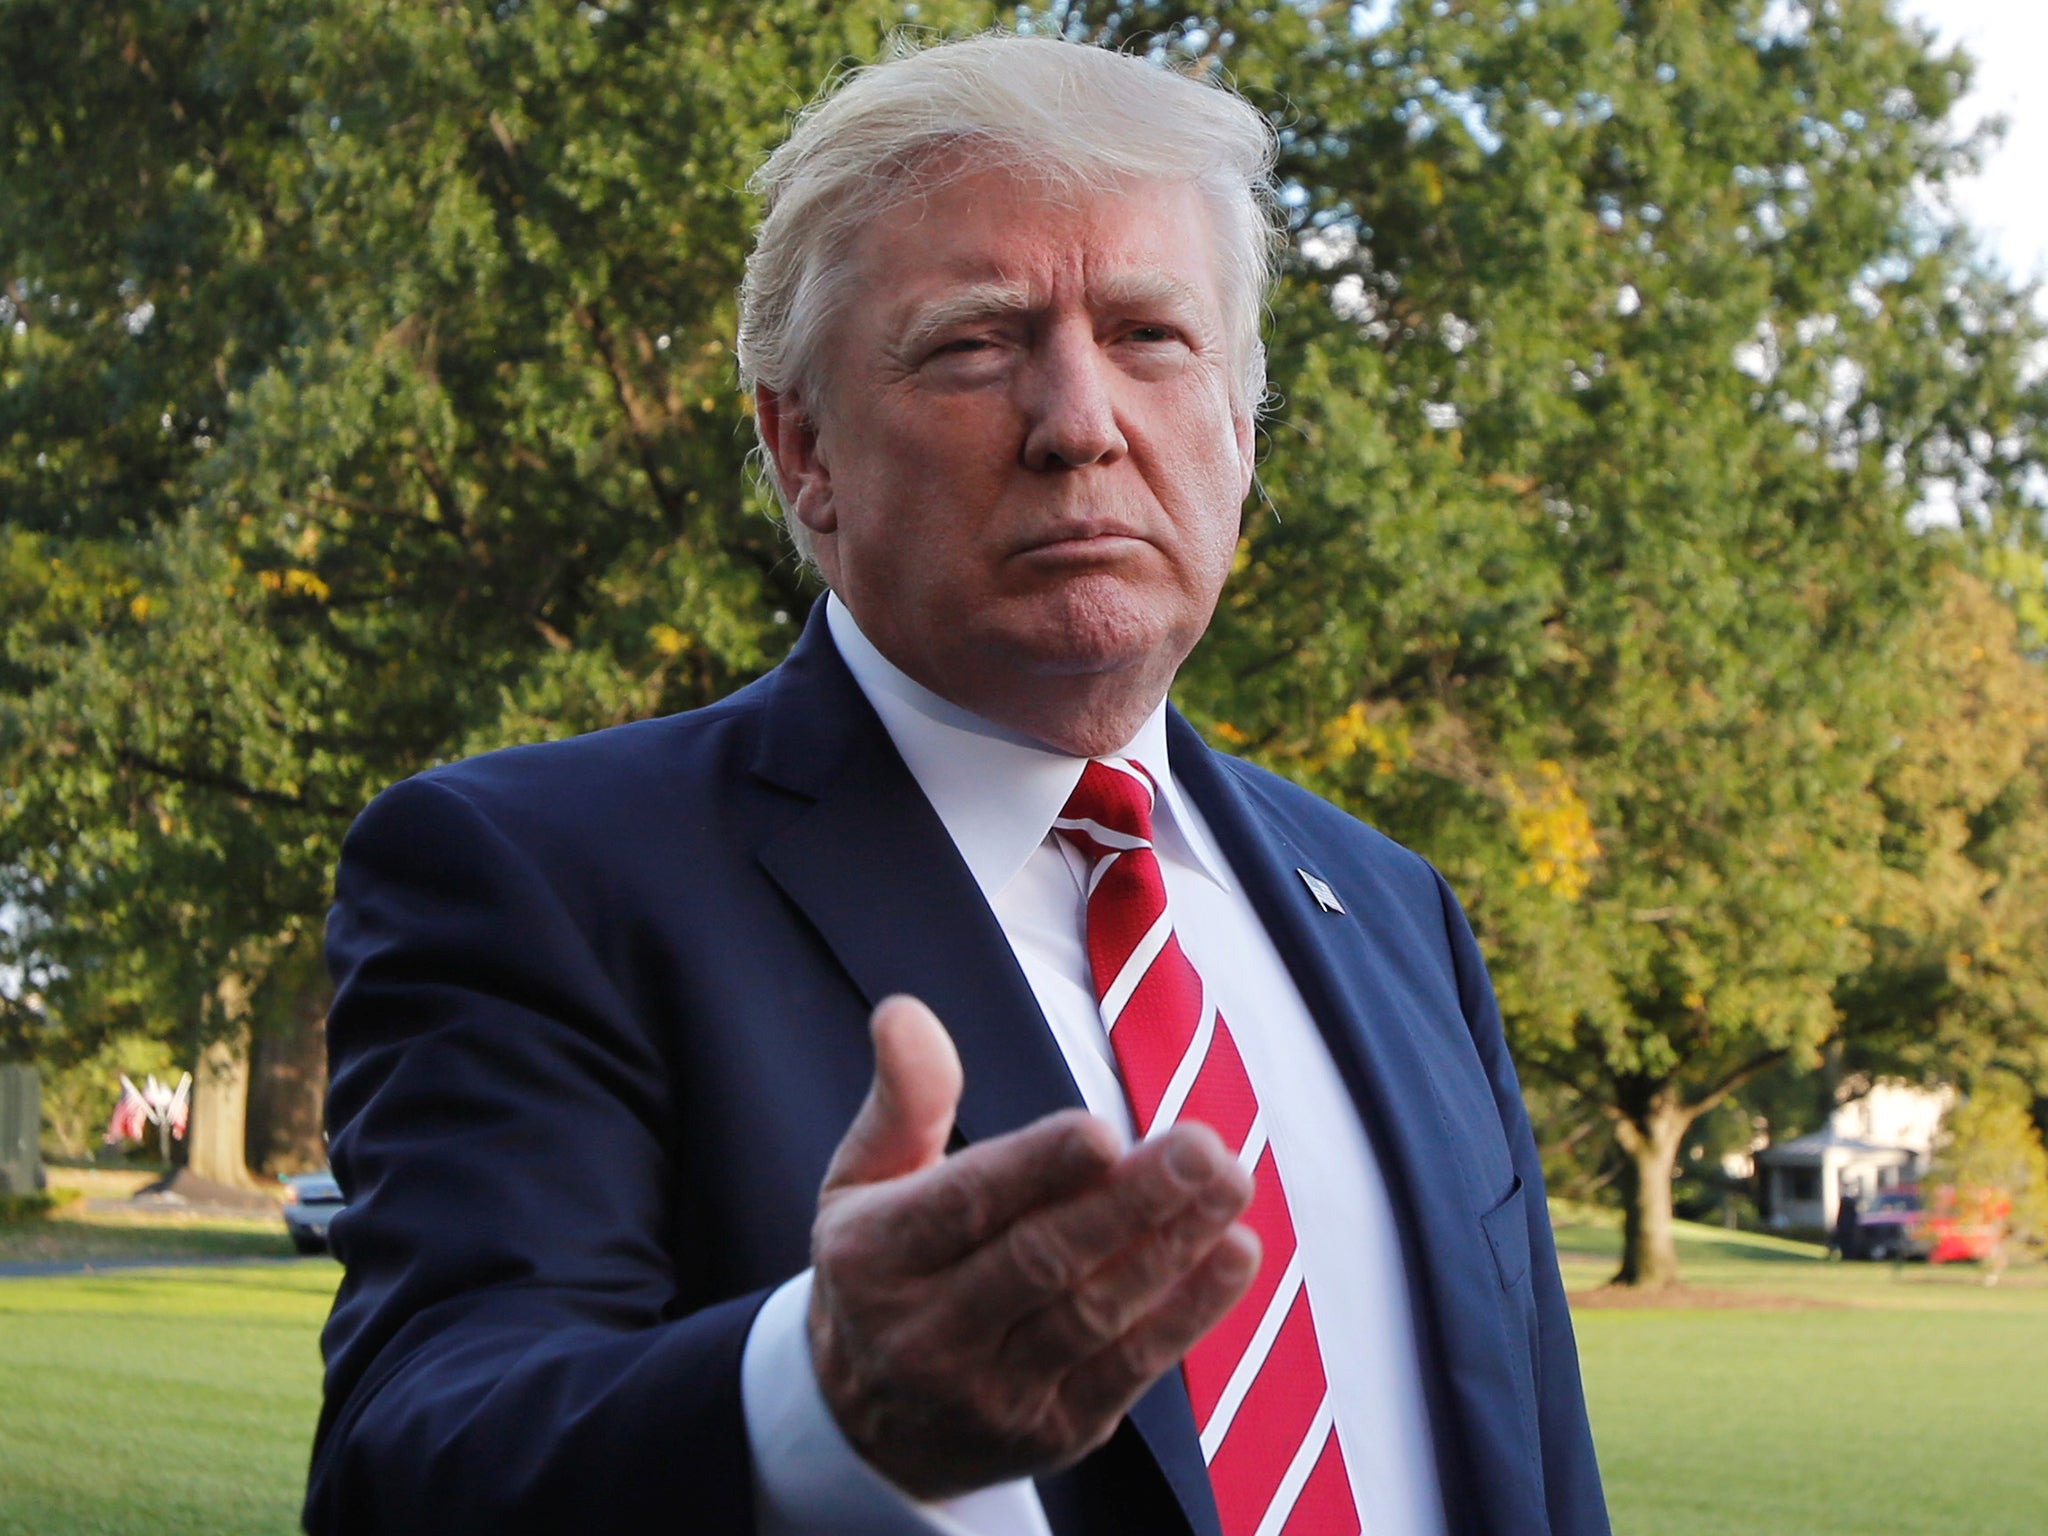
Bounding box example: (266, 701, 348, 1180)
(307, 34, 1607, 1536)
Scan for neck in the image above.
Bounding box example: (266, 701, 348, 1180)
(938, 671, 1171, 758)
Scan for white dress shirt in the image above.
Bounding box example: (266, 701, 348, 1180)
(740, 596, 1443, 1536)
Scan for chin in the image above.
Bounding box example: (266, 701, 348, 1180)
(996, 578, 1196, 678)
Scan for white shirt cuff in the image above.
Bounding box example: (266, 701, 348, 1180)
(740, 1268, 1056, 1536)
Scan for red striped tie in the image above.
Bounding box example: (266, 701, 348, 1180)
(1055, 758, 1360, 1536)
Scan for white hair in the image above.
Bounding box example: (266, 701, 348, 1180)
(735, 32, 1282, 554)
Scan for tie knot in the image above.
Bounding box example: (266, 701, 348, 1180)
(1055, 758, 1158, 854)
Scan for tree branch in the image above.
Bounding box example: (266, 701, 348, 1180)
(1685, 1047, 1792, 1119)
(112, 749, 350, 821)
(409, 445, 473, 542)
(572, 301, 688, 529)
(1517, 1047, 1612, 1107)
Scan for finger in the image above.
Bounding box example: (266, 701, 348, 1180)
(821, 996, 963, 1195)
(996, 1149, 1252, 1368)
(943, 1122, 1249, 1335)
(836, 1107, 1122, 1278)
(1058, 1225, 1262, 1427)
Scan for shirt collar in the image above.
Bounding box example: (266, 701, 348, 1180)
(825, 594, 1233, 901)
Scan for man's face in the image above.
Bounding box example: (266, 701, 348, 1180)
(758, 166, 1255, 752)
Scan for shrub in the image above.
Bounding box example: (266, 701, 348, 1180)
(0, 1186, 82, 1223)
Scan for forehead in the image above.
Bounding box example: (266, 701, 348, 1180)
(845, 167, 1226, 325)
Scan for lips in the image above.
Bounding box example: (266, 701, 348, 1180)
(1017, 538, 1153, 572)
(1009, 524, 1151, 560)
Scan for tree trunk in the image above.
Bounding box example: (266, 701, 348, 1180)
(1612, 1093, 1696, 1289)
(247, 993, 328, 1176)
(185, 975, 259, 1190)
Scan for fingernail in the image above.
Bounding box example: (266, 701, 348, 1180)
(1167, 1137, 1211, 1184)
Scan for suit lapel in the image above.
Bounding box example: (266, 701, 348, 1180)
(750, 607, 1083, 1148)
(1166, 715, 1460, 1202)
(1167, 712, 1490, 1514)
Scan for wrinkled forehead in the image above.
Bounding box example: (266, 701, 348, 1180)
(833, 167, 1226, 338)
(771, 134, 1248, 420)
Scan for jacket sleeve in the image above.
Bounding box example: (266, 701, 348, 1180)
(1433, 870, 1612, 1536)
(306, 772, 764, 1535)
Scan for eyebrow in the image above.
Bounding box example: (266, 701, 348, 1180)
(896, 282, 1036, 356)
(894, 270, 1210, 356)
(1094, 270, 1206, 319)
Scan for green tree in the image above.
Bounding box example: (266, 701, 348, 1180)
(1836, 569, 2048, 1098)
(0, 0, 985, 1177)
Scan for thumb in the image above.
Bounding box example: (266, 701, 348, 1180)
(821, 995, 964, 1195)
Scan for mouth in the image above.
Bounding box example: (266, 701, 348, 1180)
(1010, 528, 1151, 564)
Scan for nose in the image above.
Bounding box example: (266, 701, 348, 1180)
(1020, 324, 1128, 471)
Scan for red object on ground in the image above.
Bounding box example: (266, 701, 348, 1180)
(1916, 1185, 2008, 1264)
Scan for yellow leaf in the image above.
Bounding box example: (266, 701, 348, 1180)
(1499, 762, 1601, 902)
(258, 568, 330, 601)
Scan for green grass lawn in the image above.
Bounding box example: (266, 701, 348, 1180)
(1559, 1215, 2048, 1536)
(0, 1263, 335, 1536)
(0, 1217, 2041, 1535)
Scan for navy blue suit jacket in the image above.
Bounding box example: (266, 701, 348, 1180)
(307, 604, 1607, 1536)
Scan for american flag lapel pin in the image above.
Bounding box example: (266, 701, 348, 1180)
(1296, 868, 1346, 915)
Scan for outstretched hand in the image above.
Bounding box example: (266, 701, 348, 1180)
(808, 995, 1259, 1499)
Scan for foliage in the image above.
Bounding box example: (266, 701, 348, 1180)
(0, 1186, 78, 1222)
(1837, 571, 2048, 1095)
(0, 0, 982, 1059)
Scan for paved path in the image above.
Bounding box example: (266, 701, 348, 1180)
(0, 1254, 330, 1279)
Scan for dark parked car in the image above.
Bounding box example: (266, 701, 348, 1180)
(1846, 1189, 1928, 1261)
(281, 1169, 345, 1255)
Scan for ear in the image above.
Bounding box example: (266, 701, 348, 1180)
(1232, 406, 1257, 504)
(755, 383, 836, 536)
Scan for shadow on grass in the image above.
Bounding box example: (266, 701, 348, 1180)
(0, 1206, 294, 1268)
(1676, 1233, 1826, 1265)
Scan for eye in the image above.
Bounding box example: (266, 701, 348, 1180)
(922, 331, 1015, 368)
(1124, 325, 1179, 344)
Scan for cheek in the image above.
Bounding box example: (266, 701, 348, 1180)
(1160, 408, 1249, 576)
(835, 472, 975, 600)
(1189, 506, 1242, 596)
(862, 411, 1003, 501)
